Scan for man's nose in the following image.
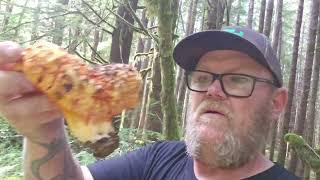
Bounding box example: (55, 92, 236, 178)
(206, 79, 227, 99)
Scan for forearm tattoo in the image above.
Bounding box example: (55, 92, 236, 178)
(29, 137, 79, 180)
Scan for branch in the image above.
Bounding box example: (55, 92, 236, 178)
(85, 39, 109, 64)
(134, 52, 154, 61)
(148, 25, 158, 30)
(75, 9, 113, 34)
(0, 11, 77, 36)
(75, 51, 98, 64)
(2, 0, 38, 11)
(18, 33, 50, 45)
(207, 0, 214, 9)
(83, 0, 150, 37)
(136, 6, 146, 10)
(122, 0, 159, 43)
(80, 0, 116, 29)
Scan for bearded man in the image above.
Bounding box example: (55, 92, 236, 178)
(0, 26, 300, 179)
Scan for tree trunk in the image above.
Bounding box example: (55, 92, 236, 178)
(91, 29, 100, 62)
(206, 0, 218, 29)
(271, 0, 283, 54)
(304, 15, 320, 180)
(201, 0, 207, 30)
(147, 53, 163, 133)
(277, 0, 304, 166)
(68, 25, 82, 54)
(138, 61, 151, 131)
(258, 0, 266, 33)
(52, 0, 69, 45)
(225, 0, 233, 26)
(129, 18, 152, 129)
(31, 0, 41, 41)
(109, 0, 138, 64)
(247, 0, 254, 29)
(216, 1, 226, 29)
(268, 24, 283, 161)
(176, 0, 199, 119)
(288, 0, 319, 173)
(206, 0, 225, 30)
(158, 0, 180, 140)
(236, 0, 241, 26)
(2, 0, 13, 32)
(135, 9, 148, 70)
(186, 0, 199, 35)
(263, 0, 274, 37)
(267, 0, 282, 159)
(13, 0, 30, 40)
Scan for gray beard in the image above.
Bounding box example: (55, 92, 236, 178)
(184, 100, 273, 168)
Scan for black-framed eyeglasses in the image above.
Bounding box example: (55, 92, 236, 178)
(186, 70, 277, 98)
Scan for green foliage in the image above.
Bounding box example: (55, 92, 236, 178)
(0, 118, 23, 179)
(284, 133, 306, 147)
(285, 133, 320, 173)
(0, 120, 163, 179)
(110, 128, 164, 157)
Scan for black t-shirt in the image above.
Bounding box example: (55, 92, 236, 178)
(88, 141, 300, 180)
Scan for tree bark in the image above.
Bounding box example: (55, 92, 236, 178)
(277, 0, 304, 166)
(147, 53, 163, 133)
(225, 0, 233, 26)
(268, 25, 283, 161)
(264, 0, 280, 157)
(135, 9, 148, 70)
(304, 14, 320, 180)
(176, 0, 199, 118)
(13, 0, 30, 40)
(206, 0, 218, 29)
(263, 0, 274, 37)
(258, 0, 266, 33)
(52, 0, 69, 45)
(236, 0, 241, 26)
(68, 25, 82, 54)
(2, 0, 13, 32)
(271, 0, 283, 53)
(216, 1, 226, 29)
(288, 0, 319, 173)
(186, 0, 199, 35)
(247, 0, 254, 29)
(31, 0, 41, 41)
(109, 0, 138, 64)
(158, 0, 180, 140)
(91, 29, 100, 62)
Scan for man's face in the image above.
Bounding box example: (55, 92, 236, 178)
(185, 50, 279, 168)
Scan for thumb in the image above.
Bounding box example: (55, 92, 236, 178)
(0, 41, 23, 65)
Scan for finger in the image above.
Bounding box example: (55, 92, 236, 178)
(0, 71, 35, 98)
(0, 93, 61, 121)
(0, 41, 23, 64)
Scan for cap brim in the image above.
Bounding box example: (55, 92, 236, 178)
(173, 31, 268, 71)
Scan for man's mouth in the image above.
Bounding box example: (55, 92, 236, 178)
(203, 110, 224, 116)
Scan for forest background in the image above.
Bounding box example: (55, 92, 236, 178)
(0, 0, 319, 179)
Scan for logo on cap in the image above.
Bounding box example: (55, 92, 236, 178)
(223, 28, 244, 38)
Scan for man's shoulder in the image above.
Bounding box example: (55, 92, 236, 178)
(247, 163, 301, 180)
(272, 164, 301, 180)
(143, 140, 187, 155)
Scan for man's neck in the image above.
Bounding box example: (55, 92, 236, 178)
(193, 153, 274, 180)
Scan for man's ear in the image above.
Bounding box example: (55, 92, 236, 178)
(271, 87, 288, 116)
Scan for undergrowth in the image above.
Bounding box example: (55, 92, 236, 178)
(0, 118, 163, 179)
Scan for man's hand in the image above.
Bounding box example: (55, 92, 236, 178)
(0, 41, 64, 143)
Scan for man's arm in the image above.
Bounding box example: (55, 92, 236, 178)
(22, 120, 92, 180)
(0, 42, 94, 180)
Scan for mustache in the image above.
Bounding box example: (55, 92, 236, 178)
(194, 99, 232, 118)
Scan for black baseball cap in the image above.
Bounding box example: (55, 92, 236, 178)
(173, 26, 283, 87)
